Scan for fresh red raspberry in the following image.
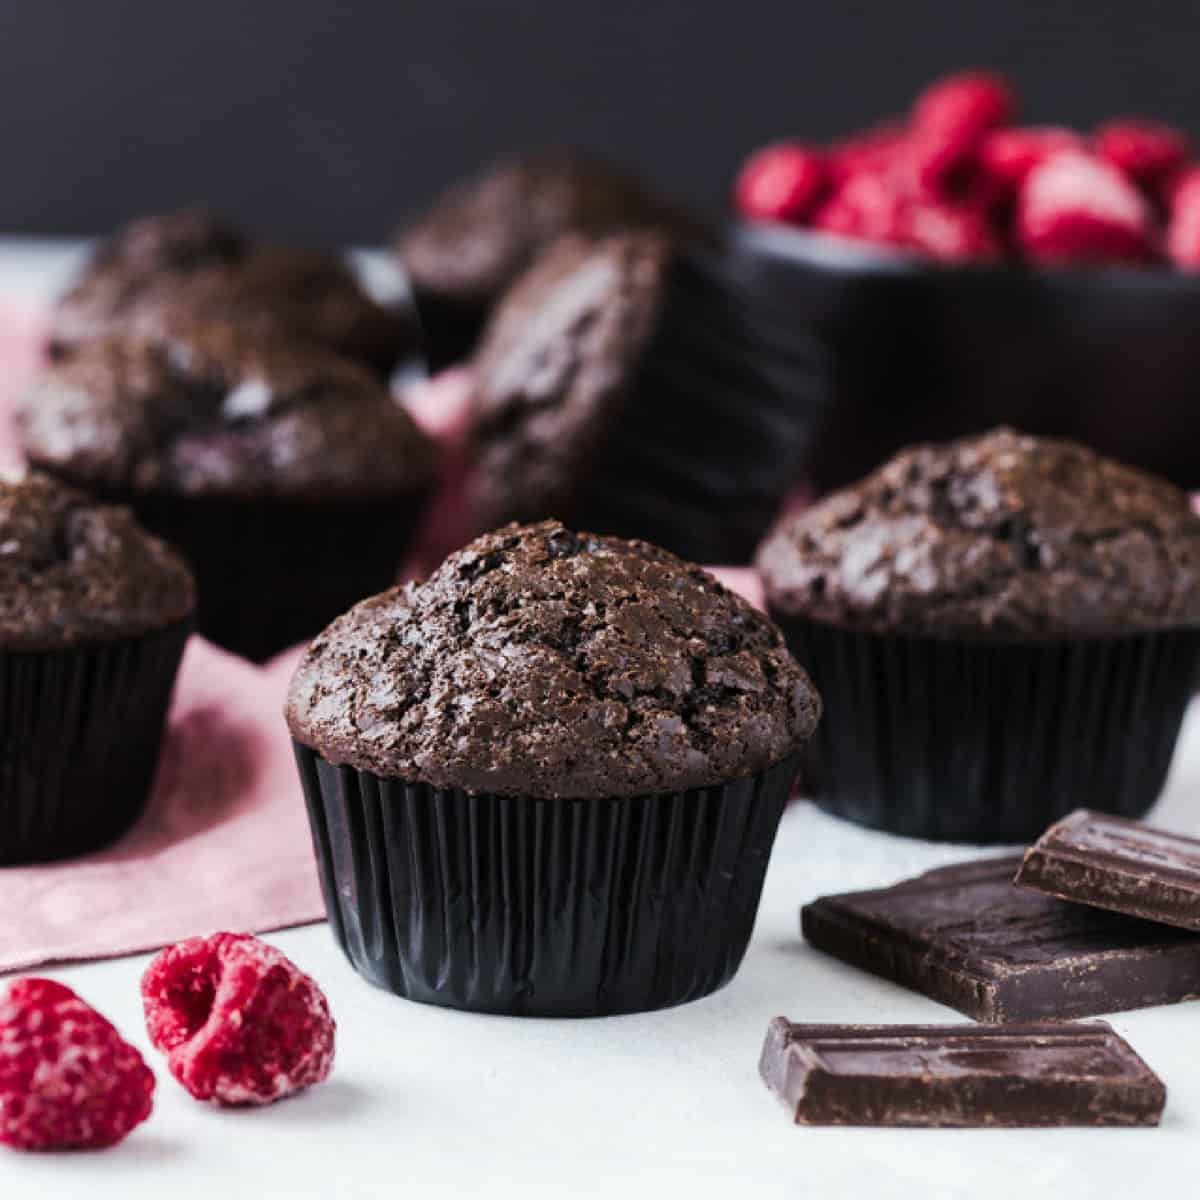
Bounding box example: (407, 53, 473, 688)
(814, 171, 998, 262)
(734, 142, 828, 225)
(1016, 151, 1155, 264)
(1096, 118, 1191, 192)
(907, 70, 1017, 196)
(0, 979, 155, 1151)
(903, 201, 1000, 262)
(1166, 167, 1200, 268)
(978, 126, 1085, 196)
(827, 123, 907, 186)
(812, 171, 909, 247)
(913, 70, 1017, 134)
(1162, 168, 1192, 210)
(142, 933, 335, 1107)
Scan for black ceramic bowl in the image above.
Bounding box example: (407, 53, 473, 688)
(730, 221, 1200, 496)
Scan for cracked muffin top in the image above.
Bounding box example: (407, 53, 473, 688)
(51, 210, 417, 376)
(286, 519, 821, 798)
(395, 149, 704, 313)
(467, 230, 672, 532)
(17, 322, 436, 502)
(757, 428, 1200, 639)
(0, 471, 195, 650)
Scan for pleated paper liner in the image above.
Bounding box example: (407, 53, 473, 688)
(0, 622, 189, 865)
(565, 247, 829, 565)
(294, 744, 800, 1017)
(103, 488, 432, 663)
(774, 615, 1200, 843)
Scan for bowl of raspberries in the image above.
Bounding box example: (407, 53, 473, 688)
(731, 70, 1200, 495)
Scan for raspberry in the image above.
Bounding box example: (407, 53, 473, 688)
(907, 70, 1017, 196)
(1096, 118, 1191, 191)
(734, 142, 827, 224)
(0, 979, 154, 1151)
(142, 933, 335, 1107)
(978, 126, 1085, 196)
(913, 69, 1016, 134)
(903, 201, 999, 262)
(1162, 168, 1192, 209)
(812, 171, 909, 246)
(1016, 151, 1155, 264)
(814, 168, 998, 262)
(827, 123, 907, 186)
(1166, 167, 1200, 267)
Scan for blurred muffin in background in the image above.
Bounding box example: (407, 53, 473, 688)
(464, 229, 824, 565)
(0, 471, 194, 863)
(757, 427, 1200, 842)
(51, 209, 420, 378)
(17, 321, 435, 661)
(393, 149, 711, 367)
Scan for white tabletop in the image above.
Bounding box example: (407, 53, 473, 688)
(2, 241, 1199, 1199)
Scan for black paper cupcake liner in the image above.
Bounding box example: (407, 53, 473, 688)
(111, 490, 430, 662)
(408, 284, 487, 372)
(567, 248, 829, 565)
(773, 616, 1200, 843)
(0, 622, 189, 865)
(294, 744, 800, 1016)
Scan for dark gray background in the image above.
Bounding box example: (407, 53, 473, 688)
(1, 0, 1195, 245)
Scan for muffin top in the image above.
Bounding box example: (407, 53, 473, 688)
(74, 209, 248, 282)
(18, 323, 437, 502)
(395, 150, 703, 311)
(468, 231, 672, 531)
(0, 471, 195, 650)
(51, 210, 416, 375)
(286, 519, 820, 798)
(757, 428, 1200, 638)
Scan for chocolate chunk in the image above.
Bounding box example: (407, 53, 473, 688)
(1016, 809, 1200, 931)
(759, 1018, 1165, 1127)
(801, 857, 1200, 1021)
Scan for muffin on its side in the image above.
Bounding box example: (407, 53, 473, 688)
(287, 519, 820, 1016)
(18, 323, 436, 661)
(51, 210, 419, 377)
(465, 230, 823, 564)
(394, 149, 709, 366)
(0, 471, 194, 863)
(757, 427, 1200, 841)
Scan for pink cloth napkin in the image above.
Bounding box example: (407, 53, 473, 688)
(0, 309, 762, 973)
(0, 641, 322, 973)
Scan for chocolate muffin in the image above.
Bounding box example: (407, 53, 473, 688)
(757, 428, 1200, 840)
(18, 323, 436, 661)
(394, 149, 709, 366)
(0, 471, 194, 863)
(466, 230, 823, 563)
(51, 210, 419, 377)
(288, 519, 820, 1015)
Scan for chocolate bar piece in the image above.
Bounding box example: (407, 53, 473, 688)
(801, 857, 1200, 1021)
(1016, 809, 1200, 932)
(759, 1018, 1165, 1127)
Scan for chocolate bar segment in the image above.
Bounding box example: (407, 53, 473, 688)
(1016, 809, 1200, 931)
(802, 857, 1200, 1021)
(759, 1018, 1165, 1127)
